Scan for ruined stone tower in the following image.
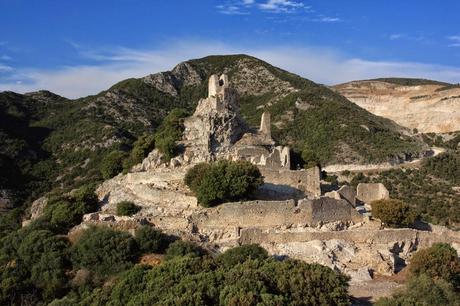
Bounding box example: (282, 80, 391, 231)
(182, 74, 247, 162)
(259, 111, 271, 139)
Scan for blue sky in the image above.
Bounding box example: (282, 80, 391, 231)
(1, 0, 460, 98)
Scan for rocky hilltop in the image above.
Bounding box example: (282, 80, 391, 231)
(333, 79, 460, 133)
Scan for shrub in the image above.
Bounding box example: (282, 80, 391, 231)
(376, 274, 460, 306)
(164, 240, 205, 260)
(371, 199, 417, 228)
(185, 160, 263, 207)
(116, 201, 141, 216)
(301, 147, 321, 168)
(183, 162, 210, 192)
(153, 108, 188, 160)
(134, 226, 170, 254)
(123, 134, 155, 172)
(408, 243, 460, 288)
(71, 226, 139, 276)
(217, 244, 268, 267)
(100, 150, 127, 179)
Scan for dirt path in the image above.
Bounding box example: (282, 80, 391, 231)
(323, 147, 446, 174)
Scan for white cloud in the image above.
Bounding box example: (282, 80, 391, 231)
(1, 40, 460, 99)
(0, 55, 12, 60)
(0, 64, 13, 72)
(448, 35, 460, 47)
(216, 4, 250, 15)
(259, 0, 304, 13)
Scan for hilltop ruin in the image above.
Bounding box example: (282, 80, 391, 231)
(81, 74, 460, 283)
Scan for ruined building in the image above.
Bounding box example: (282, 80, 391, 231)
(182, 73, 320, 197)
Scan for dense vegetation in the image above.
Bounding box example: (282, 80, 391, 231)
(185, 160, 263, 207)
(371, 199, 417, 228)
(367, 78, 450, 86)
(116, 201, 141, 216)
(377, 243, 460, 305)
(62, 246, 350, 306)
(349, 150, 460, 228)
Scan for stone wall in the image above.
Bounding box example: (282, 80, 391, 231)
(260, 166, 321, 197)
(356, 183, 390, 204)
(301, 197, 362, 226)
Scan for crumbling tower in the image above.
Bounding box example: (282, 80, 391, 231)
(259, 111, 271, 139)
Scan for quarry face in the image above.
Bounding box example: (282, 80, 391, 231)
(77, 74, 460, 283)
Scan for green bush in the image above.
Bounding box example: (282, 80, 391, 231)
(164, 240, 205, 260)
(301, 147, 321, 168)
(376, 274, 460, 306)
(116, 201, 141, 216)
(183, 162, 210, 191)
(123, 133, 155, 172)
(371, 199, 417, 228)
(71, 226, 139, 276)
(86, 254, 350, 305)
(185, 160, 263, 207)
(134, 226, 169, 254)
(217, 244, 268, 268)
(100, 150, 127, 179)
(153, 108, 188, 160)
(408, 243, 460, 288)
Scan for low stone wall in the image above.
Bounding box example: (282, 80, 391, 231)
(239, 226, 460, 248)
(193, 196, 361, 231)
(260, 166, 321, 197)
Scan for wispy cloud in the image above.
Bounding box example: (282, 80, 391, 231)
(448, 35, 460, 47)
(389, 34, 403, 40)
(314, 16, 341, 23)
(1, 40, 459, 98)
(0, 64, 13, 72)
(0, 55, 12, 61)
(258, 0, 305, 13)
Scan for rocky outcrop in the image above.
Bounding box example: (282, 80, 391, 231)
(333, 80, 460, 133)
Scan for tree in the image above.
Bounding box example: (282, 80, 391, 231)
(116, 201, 141, 216)
(71, 226, 139, 276)
(100, 150, 127, 179)
(135, 226, 170, 254)
(371, 199, 417, 228)
(408, 243, 460, 288)
(185, 160, 264, 207)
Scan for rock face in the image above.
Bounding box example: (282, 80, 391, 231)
(333, 80, 460, 133)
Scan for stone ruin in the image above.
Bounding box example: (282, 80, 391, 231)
(181, 73, 319, 198)
(85, 74, 460, 284)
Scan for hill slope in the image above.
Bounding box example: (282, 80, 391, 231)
(333, 79, 460, 133)
(0, 55, 427, 209)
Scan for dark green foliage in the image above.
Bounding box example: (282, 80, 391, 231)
(185, 160, 263, 207)
(301, 147, 321, 168)
(367, 78, 450, 86)
(183, 162, 210, 191)
(408, 243, 460, 288)
(371, 152, 460, 227)
(422, 151, 460, 184)
(82, 249, 350, 305)
(371, 199, 417, 228)
(135, 225, 170, 254)
(43, 184, 98, 232)
(71, 226, 139, 276)
(216, 244, 268, 267)
(116, 201, 141, 216)
(165, 240, 205, 260)
(376, 274, 460, 306)
(153, 108, 189, 160)
(123, 133, 155, 171)
(100, 150, 127, 179)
